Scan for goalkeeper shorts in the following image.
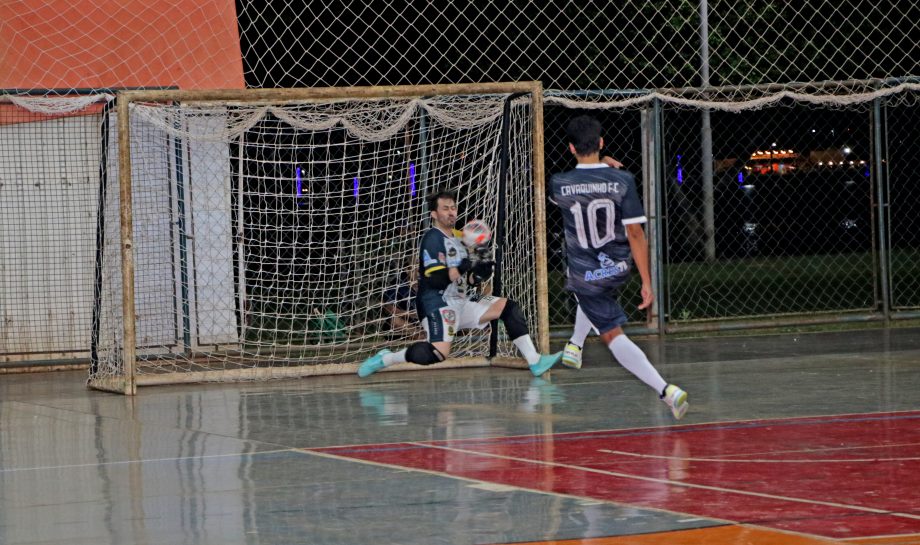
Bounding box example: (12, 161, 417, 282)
(419, 293, 496, 343)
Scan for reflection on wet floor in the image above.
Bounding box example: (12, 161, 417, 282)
(1, 327, 919, 544)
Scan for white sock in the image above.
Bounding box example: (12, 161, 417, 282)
(382, 349, 408, 367)
(608, 334, 667, 394)
(569, 305, 595, 347)
(513, 335, 541, 365)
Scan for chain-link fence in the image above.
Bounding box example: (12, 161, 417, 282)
(540, 95, 920, 333)
(660, 102, 878, 327)
(233, 1, 920, 99)
(887, 103, 920, 312)
(3, 0, 920, 367)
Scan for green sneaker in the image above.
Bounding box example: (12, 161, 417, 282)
(529, 352, 562, 377)
(358, 349, 391, 378)
(661, 384, 689, 419)
(561, 342, 582, 369)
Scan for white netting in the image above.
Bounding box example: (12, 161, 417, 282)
(546, 81, 920, 112)
(5, 1, 919, 109)
(6, 94, 113, 114)
(128, 95, 520, 143)
(89, 89, 539, 389)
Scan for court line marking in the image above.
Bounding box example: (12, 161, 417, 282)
(686, 441, 920, 458)
(839, 530, 920, 542)
(299, 447, 874, 543)
(300, 448, 735, 525)
(598, 445, 920, 464)
(0, 448, 295, 474)
(309, 410, 920, 451)
(409, 442, 920, 521)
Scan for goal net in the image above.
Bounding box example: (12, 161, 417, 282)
(88, 83, 547, 394)
(0, 94, 113, 362)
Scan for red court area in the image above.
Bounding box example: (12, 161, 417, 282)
(314, 411, 920, 540)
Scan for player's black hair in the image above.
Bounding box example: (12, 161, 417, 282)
(427, 190, 457, 212)
(566, 115, 603, 156)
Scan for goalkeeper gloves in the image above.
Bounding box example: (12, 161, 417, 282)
(456, 257, 493, 285)
(457, 258, 473, 274)
(470, 260, 494, 285)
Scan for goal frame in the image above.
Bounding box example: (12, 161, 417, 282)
(92, 81, 548, 395)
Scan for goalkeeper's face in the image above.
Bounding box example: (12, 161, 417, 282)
(431, 197, 458, 231)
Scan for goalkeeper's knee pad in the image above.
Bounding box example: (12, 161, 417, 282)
(405, 342, 445, 366)
(499, 300, 528, 340)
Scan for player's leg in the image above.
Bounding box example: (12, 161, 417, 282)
(582, 294, 689, 419)
(382, 307, 454, 366)
(473, 296, 562, 377)
(562, 301, 595, 369)
(358, 295, 453, 377)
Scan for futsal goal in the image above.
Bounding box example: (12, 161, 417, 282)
(88, 82, 548, 394)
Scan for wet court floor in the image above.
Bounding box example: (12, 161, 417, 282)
(1, 326, 919, 544)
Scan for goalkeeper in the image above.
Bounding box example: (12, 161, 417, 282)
(358, 190, 562, 378)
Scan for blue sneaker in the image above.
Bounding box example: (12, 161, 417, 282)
(358, 349, 391, 378)
(528, 352, 562, 377)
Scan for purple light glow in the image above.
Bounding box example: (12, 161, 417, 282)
(676, 154, 683, 184)
(409, 163, 416, 196)
(296, 167, 306, 207)
(353, 177, 359, 200)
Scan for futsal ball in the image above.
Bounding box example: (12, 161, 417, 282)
(462, 219, 492, 248)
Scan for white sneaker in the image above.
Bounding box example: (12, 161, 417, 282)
(561, 342, 582, 369)
(661, 384, 689, 419)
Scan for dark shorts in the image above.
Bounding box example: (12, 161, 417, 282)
(574, 290, 627, 334)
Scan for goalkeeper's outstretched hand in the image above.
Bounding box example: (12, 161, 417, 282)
(457, 258, 473, 274)
(470, 260, 494, 285)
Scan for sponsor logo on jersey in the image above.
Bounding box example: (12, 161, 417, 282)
(423, 250, 438, 267)
(584, 252, 629, 282)
(440, 308, 456, 325)
(447, 247, 457, 257)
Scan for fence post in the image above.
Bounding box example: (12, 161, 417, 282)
(872, 98, 890, 320)
(642, 98, 666, 335)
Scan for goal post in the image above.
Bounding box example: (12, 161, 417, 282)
(89, 82, 547, 394)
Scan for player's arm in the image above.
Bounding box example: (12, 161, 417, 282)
(448, 264, 465, 283)
(420, 232, 452, 289)
(424, 264, 452, 289)
(625, 222, 653, 310)
(601, 155, 623, 169)
(428, 257, 473, 286)
(421, 235, 470, 288)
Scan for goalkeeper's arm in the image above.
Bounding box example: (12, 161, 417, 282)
(424, 259, 473, 290)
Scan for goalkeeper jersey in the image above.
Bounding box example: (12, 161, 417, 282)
(417, 227, 470, 302)
(549, 164, 647, 295)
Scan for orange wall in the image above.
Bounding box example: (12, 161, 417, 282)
(0, 0, 245, 90)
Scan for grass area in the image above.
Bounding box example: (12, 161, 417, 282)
(547, 250, 920, 327)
